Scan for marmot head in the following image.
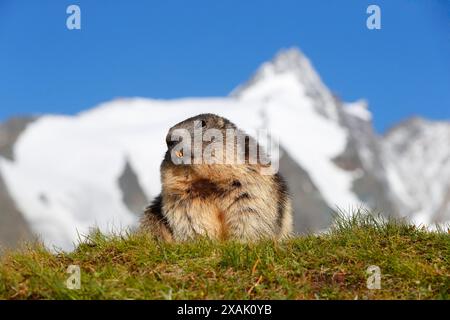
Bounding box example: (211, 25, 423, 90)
(163, 113, 234, 165)
(162, 113, 273, 177)
(166, 113, 236, 144)
(165, 113, 238, 165)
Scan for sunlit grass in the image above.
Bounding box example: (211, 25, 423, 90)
(0, 211, 448, 299)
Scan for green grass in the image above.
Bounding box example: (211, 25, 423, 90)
(0, 213, 449, 300)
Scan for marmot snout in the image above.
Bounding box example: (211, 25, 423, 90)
(141, 113, 293, 241)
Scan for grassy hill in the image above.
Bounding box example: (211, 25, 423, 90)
(0, 214, 448, 299)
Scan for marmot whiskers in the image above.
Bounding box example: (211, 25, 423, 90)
(141, 113, 293, 241)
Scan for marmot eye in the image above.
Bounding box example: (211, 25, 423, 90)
(167, 140, 177, 148)
(200, 120, 207, 128)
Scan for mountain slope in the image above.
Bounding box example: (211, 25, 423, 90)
(0, 117, 35, 247)
(383, 117, 450, 225)
(0, 48, 448, 250)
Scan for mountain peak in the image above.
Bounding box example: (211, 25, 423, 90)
(268, 47, 309, 74)
(230, 47, 339, 120)
(268, 47, 324, 84)
(384, 116, 429, 138)
(230, 47, 326, 99)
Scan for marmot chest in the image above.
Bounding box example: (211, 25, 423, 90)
(174, 178, 235, 240)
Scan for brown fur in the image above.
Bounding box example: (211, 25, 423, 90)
(140, 113, 293, 242)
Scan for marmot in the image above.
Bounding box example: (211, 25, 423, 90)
(140, 113, 293, 242)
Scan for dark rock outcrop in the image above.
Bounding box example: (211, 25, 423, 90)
(118, 159, 149, 215)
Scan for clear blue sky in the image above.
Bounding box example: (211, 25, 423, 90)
(0, 0, 448, 132)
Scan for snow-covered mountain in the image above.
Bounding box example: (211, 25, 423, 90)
(383, 117, 450, 225)
(0, 48, 448, 250)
